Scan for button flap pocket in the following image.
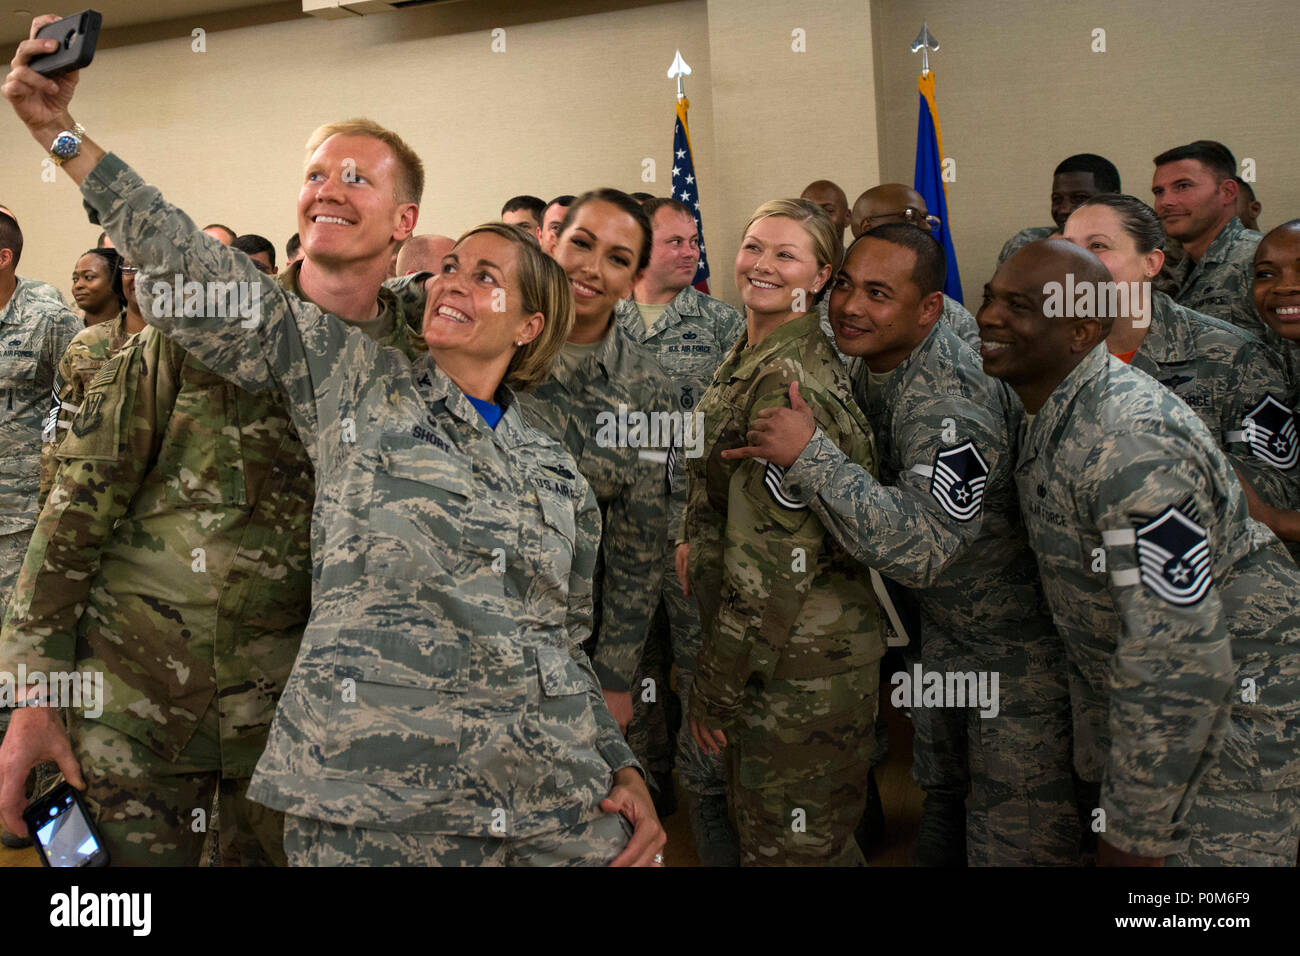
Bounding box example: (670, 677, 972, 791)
(343, 628, 467, 692)
(537, 645, 590, 697)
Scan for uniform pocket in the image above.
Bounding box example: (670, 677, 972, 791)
(365, 433, 471, 582)
(154, 362, 250, 505)
(323, 628, 467, 791)
(536, 645, 600, 754)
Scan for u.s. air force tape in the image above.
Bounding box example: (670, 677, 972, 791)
(763, 460, 806, 511)
(928, 441, 988, 522)
(1133, 505, 1212, 606)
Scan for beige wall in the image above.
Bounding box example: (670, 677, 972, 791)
(3, 0, 1289, 312)
(871, 0, 1298, 300)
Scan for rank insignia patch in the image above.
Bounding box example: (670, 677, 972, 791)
(929, 441, 988, 521)
(1135, 505, 1212, 606)
(1242, 395, 1297, 470)
(763, 460, 806, 511)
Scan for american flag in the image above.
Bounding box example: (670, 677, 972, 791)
(671, 97, 709, 293)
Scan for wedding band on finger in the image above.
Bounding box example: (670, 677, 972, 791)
(653, 853, 665, 866)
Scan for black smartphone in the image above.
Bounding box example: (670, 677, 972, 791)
(29, 10, 103, 78)
(23, 781, 110, 867)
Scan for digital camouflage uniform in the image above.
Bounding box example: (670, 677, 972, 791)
(998, 226, 1056, 265)
(0, 277, 79, 620)
(516, 323, 673, 732)
(1017, 345, 1300, 865)
(77, 153, 639, 865)
(38, 309, 132, 505)
(685, 311, 885, 866)
(0, 243, 425, 866)
(1129, 292, 1299, 564)
(780, 320, 1078, 865)
(0, 274, 79, 793)
(614, 288, 744, 798)
(1261, 328, 1300, 562)
(1167, 217, 1265, 341)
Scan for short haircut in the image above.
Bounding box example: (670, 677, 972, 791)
(79, 247, 127, 311)
(641, 197, 695, 226)
(854, 222, 946, 298)
(1234, 176, 1256, 202)
(1054, 154, 1121, 193)
(202, 223, 237, 243)
(556, 188, 654, 273)
(1076, 193, 1165, 255)
(0, 210, 22, 268)
(305, 118, 425, 206)
(286, 233, 301, 259)
(741, 198, 843, 299)
(629, 192, 656, 203)
(501, 195, 546, 221)
(546, 195, 576, 211)
(451, 222, 575, 392)
(1153, 141, 1236, 182)
(232, 233, 276, 269)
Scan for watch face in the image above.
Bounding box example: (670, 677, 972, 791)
(52, 132, 80, 158)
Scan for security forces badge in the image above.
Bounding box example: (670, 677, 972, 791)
(1134, 504, 1212, 606)
(929, 441, 989, 521)
(1241, 395, 1298, 470)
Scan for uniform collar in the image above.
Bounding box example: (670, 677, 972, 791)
(724, 310, 820, 383)
(1200, 216, 1248, 266)
(278, 259, 412, 350)
(616, 285, 702, 340)
(1022, 344, 1108, 465)
(544, 318, 624, 394)
(409, 354, 528, 449)
(1135, 291, 1197, 364)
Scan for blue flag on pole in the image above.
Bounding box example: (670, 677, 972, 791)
(671, 97, 710, 293)
(914, 72, 962, 303)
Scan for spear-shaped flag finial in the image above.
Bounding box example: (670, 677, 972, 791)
(911, 22, 939, 75)
(668, 49, 692, 101)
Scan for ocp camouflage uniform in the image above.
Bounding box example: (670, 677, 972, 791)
(38, 309, 132, 505)
(0, 248, 423, 866)
(614, 288, 744, 799)
(780, 320, 1077, 865)
(1017, 345, 1300, 865)
(819, 292, 979, 359)
(516, 325, 674, 711)
(685, 310, 885, 866)
(1167, 216, 1265, 340)
(0, 277, 79, 620)
(998, 226, 1055, 265)
(1129, 291, 1299, 563)
(80, 153, 639, 865)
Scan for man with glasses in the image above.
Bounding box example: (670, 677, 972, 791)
(826, 185, 978, 351)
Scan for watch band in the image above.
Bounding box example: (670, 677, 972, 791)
(48, 122, 86, 167)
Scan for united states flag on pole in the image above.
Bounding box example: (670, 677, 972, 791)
(671, 96, 710, 293)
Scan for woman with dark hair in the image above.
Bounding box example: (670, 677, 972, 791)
(70, 246, 124, 326)
(517, 189, 677, 776)
(38, 256, 146, 504)
(1063, 194, 1295, 556)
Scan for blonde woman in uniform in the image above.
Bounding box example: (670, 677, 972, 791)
(680, 199, 885, 865)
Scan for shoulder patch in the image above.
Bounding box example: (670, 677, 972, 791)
(1135, 505, 1212, 606)
(70, 390, 105, 438)
(762, 460, 806, 511)
(1242, 395, 1297, 470)
(929, 441, 988, 521)
(88, 352, 125, 390)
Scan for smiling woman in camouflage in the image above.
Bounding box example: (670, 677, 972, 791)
(680, 199, 885, 865)
(0, 19, 666, 865)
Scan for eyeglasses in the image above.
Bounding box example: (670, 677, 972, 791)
(862, 208, 942, 233)
(119, 264, 138, 274)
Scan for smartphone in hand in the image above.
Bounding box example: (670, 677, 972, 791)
(23, 781, 110, 867)
(29, 10, 103, 78)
